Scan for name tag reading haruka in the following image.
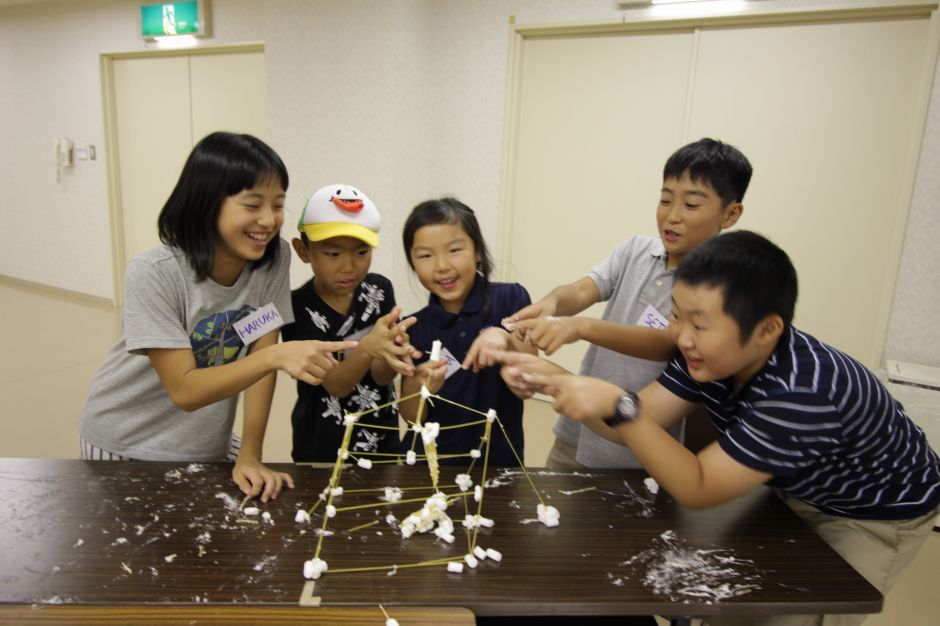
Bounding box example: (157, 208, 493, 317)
(233, 303, 285, 346)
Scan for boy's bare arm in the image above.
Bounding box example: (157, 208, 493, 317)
(320, 307, 417, 398)
(507, 277, 602, 322)
(577, 320, 675, 360)
(528, 372, 772, 509)
(398, 359, 447, 423)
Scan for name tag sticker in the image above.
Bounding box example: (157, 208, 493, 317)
(439, 346, 462, 380)
(233, 303, 285, 346)
(636, 304, 669, 330)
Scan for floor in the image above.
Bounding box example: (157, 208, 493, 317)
(2, 280, 937, 624)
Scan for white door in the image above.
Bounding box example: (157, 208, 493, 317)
(504, 12, 934, 369)
(110, 48, 266, 278)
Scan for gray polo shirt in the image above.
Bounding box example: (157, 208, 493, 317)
(552, 235, 680, 468)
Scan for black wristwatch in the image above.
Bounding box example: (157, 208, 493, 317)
(603, 392, 640, 427)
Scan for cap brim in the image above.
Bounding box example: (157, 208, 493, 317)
(302, 223, 379, 248)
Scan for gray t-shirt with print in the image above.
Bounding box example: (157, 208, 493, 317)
(79, 239, 294, 461)
(552, 235, 680, 468)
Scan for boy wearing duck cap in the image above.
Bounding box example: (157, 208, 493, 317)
(282, 184, 417, 462)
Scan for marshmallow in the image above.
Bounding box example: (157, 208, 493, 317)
(486, 409, 497, 423)
(357, 458, 373, 470)
(447, 561, 464, 573)
(261, 511, 273, 524)
(464, 554, 479, 569)
(474, 485, 483, 503)
(537, 503, 561, 527)
(644, 477, 660, 494)
(303, 558, 328, 580)
(473, 545, 488, 560)
(294, 510, 311, 524)
(420, 385, 431, 400)
(242, 507, 260, 516)
(469, 449, 482, 459)
(382, 487, 402, 502)
(343, 413, 359, 426)
(326, 505, 337, 518)
(455, 473, 473, 492)
(485, 548, 503, 562)
(405, 450, 417, 465)
(386, 619, 400, 626)
(430, 340, 442, 362)
(420, 422, 441, 446)
(331, 487, 344, 496)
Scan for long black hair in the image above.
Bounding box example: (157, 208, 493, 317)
(157, 132, 289, 280)
(403, 197, 494, 318)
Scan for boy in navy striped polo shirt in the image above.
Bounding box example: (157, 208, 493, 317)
(500, 230, 939, 626)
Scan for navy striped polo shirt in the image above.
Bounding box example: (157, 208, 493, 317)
(658, 326, 940, 520)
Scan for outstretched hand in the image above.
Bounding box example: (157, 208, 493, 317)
(501, 298, 556, 343)
(487, 350, 571, 397)
(275, 340, 358, 385)
(462, 327, 512, 372)
(364, 306, 420, 376)
(509, 316, 581, 355)
(514, 370, 623, 423)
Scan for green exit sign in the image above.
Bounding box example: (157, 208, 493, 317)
(140, 1, 206, 38)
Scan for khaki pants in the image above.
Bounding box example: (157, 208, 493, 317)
(705, 494, 939, 626)
(544, 436, 584, 470)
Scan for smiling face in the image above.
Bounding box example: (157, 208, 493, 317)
(292, 235, 373, 310)
(657, 173, 741, 269)
(409, 222, 480, 314)
(212, 180, 286, 284)
(668, 281, 779, 391)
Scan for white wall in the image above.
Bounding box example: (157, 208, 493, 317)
(1, 0, 938, 367)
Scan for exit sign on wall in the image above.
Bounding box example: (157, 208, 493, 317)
(140, 1, 204, 38)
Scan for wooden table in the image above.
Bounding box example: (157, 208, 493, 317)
(0, 459, 881, 622)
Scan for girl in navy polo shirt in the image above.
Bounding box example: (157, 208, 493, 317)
(400, 198, 537, 466)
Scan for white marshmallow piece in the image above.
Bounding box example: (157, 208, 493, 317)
(469, 448, 482, 459)
(420, 385, 431, 400)
(330, 487, 344, 497)
(420, 422, 441, 446)
(261, 511, 273, 524)
(486, 408, 497, 423)
(242, 507, 260, 516)
(474, 485, 483, 503)
(294, 509, 311, 524)
(386, 619, 400, 626)
(464, 553, 479, 569)
(430, 340, 442, 362)
(357, 458, 373, 470)
(382, 487, 402, 503)
(455, 473, 473, 492)
(326, 505, 337, 518)
(537, 503, 561, 528)
(303, 558, 328, 580)
(473, 545, 488, 560)
(343, 413, 359, 426)
(644, 477, 660, 494)
(447, 561, 464, 573)
(406, 450, 417, 465)
(485, 548, 503, 562)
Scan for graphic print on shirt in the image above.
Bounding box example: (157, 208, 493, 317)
(350, 383, 381, 414)
(190, 305, 253, 367)
(359, 281, 385, 321)
(321, 395, 343, 425)
(353, 428, 382, 452)
(305, 306, 330, 333)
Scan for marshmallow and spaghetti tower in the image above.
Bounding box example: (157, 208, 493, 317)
(301, 340, 560, 580)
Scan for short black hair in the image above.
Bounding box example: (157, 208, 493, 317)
(674, 230, 797, 343)
(157, 132, 289, 281)
(663, 138, 752, 207)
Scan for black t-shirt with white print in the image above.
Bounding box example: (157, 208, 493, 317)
(282, 273, 399, 462)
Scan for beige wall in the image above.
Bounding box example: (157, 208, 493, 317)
(1, 0, 938, 367)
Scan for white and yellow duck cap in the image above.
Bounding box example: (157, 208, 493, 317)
(298, 184, 380, 248)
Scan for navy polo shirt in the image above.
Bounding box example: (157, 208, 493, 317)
(406, 278, 531, 466)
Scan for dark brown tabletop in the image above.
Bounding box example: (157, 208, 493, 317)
(0, 459, 881, 619)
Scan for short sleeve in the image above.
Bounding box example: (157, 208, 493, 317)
(656, 355, 703, 403)
(123, 256, 191, 355)
(587, 236, 640, 301)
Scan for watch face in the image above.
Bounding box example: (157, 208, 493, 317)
(618, 394, 639, 419)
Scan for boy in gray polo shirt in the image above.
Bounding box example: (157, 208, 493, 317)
(507, 138, 751, 468)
